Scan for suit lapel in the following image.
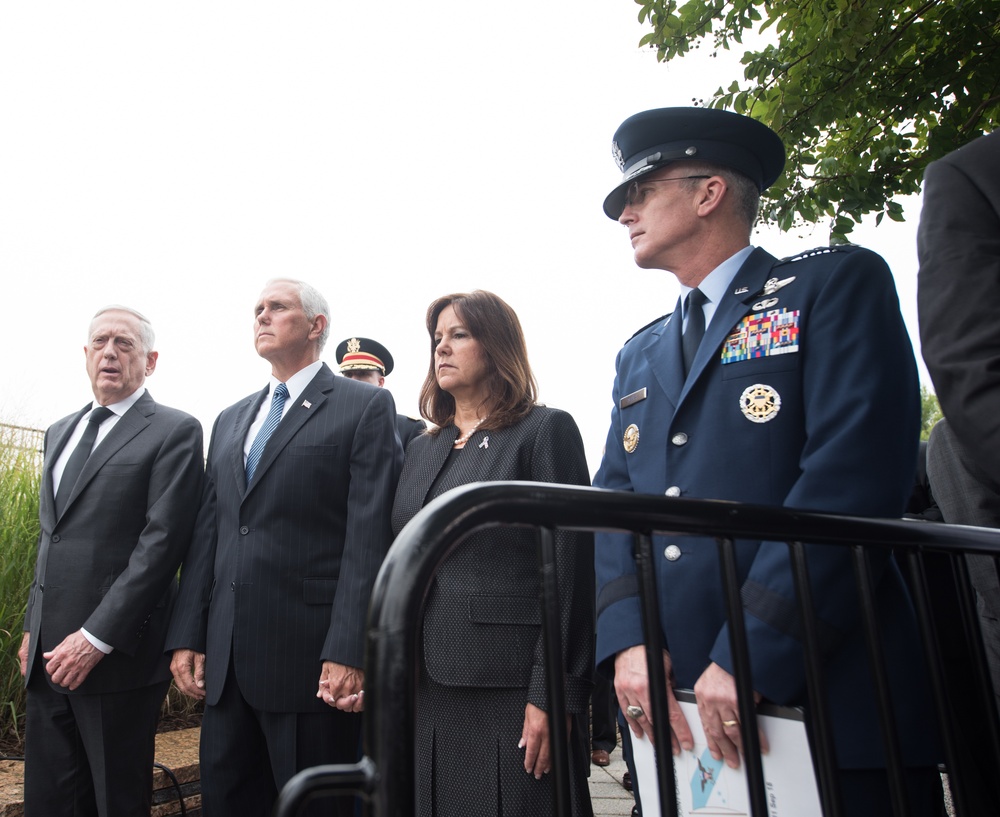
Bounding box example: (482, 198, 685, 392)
(420, 427, 463, 505)
(643, 304, 684, 410)
(681, 248, 781, 400)
(58, 394, 155, 520)
(244, 365, 333, 495)
(231, 387, 268, 495)
(43, 406, 89, 527)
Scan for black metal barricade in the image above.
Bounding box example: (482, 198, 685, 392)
(274, 481, 1000, 817)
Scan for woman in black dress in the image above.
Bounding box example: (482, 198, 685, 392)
(391, 290, 595, 817)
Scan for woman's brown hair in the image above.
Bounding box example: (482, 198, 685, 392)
(419, 291, 538, 432)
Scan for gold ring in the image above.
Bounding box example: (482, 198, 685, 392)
(722, 719, 739, 727)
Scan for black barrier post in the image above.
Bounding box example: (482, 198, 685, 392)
(717, 537, 767, 816)
(788, 540, 843, 816)
(851, 546, 908, 816)
(635, 532, 679, 817)
(537, 527, 572, 816)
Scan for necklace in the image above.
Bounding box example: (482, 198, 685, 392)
(454, 416, 487, 447)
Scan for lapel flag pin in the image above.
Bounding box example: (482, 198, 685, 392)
(302, 400, 312, 409)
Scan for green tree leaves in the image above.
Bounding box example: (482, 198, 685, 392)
(634, 0, 1000, 241)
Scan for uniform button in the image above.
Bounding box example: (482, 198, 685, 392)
(240, 526, 249, 535)
(51, 534, 61, 543)
(231, 581, 236, 591)
(671, 432, 689, 446)
(665, 486, 681, 498)
(664, 544, 682, 561)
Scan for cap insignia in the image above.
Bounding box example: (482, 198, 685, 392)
(347, 338, 361, 354)
(612, 140, 625, 171)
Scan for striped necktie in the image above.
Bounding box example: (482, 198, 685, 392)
(246, 383, 288, 483)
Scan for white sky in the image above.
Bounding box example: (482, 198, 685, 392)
(0, 3, 925, 474)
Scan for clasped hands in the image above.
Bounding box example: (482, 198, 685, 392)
(614, 644, 768, 769)
(170, 650, 365, 713)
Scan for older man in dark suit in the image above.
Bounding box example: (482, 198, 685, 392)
(167, 278, 402, 817)
(19, 305, 204, 817)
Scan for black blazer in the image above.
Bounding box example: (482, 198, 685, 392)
(391, 405, 594, 712)
(919, 130, 1000, 484)
(25, 391, 204, 693)
(167, 364, 402, 712)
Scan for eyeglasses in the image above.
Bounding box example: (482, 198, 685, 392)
(623, 175, 711, 208)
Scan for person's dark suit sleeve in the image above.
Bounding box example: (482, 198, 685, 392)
(919, 149, 1000, 485)
(165, 414, 222, 654)
(525, 409, 595, 714)
(321, 387, 402, 668)
(84, 414, 204, 654)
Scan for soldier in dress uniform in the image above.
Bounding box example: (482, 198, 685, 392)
(336, 336, 426, 450)
(592, 107, 941, 815)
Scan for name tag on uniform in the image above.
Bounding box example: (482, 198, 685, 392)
(721, 309, 801, 364)
(620, 388, 647, 409)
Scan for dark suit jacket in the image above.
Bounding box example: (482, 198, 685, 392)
(167, 364, 402, 712)
(396, 413, 426, 451)
(594, 245, 937, 768)
(926, 419, 1000, 672)
(919, 130, 1000, 484)
(24, 391, 204, 693)
(391, 406, 594, 712)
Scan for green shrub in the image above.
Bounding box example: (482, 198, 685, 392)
(0, 424, 43, 749)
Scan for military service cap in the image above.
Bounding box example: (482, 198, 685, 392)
(604, 107, 786, 219)
(335, 337, 394, 376)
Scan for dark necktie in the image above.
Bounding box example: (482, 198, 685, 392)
(246, 383, 289, 483)
(55, 406, 114, 516)
(682, 288, 708, 376)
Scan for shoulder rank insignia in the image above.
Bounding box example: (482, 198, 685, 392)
(776, 245, 856, 266)
(721, 308, 800, 364)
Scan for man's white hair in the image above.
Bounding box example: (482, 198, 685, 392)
(89, 305, 156, 354)
(264, 278, 331, 350)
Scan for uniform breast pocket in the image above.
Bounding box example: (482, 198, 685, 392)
(721, 352, 799, 381)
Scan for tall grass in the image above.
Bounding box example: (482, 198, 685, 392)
(0, 424, 43, 749)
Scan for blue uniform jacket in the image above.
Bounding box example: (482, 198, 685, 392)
(594, 245, 937, 768)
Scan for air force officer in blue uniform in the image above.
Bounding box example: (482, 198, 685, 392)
(593, 108, 940, 814)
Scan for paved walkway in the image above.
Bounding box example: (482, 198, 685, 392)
(588, 747, 635, 817)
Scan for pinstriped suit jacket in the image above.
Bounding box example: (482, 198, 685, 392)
(166, 363, 402, 712)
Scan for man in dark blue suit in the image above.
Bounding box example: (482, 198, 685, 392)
(593, 108, 940, 814)
(167, 278, 402, 817)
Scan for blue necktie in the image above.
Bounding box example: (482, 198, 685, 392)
(246, 383, 288, 483)
(682, 288, 708, 376)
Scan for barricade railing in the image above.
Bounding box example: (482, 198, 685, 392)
(274, 481, 1000, 816)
